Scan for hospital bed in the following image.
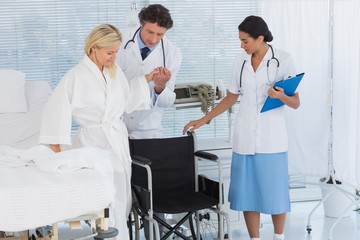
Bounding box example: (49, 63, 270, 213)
(0, 80, 117, 240)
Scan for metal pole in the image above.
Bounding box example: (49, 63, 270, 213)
(327, 0, 335, 182)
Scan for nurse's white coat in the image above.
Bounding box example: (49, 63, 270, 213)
(228, 46, 297, 155)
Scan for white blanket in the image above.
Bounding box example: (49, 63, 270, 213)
(0, 145, 113, 174)
(0, 145, 53, 167)
(0, 147, 115, 232)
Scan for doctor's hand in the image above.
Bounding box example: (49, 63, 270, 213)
(183, 117, 208, 135)
(153, 67, 172, 94)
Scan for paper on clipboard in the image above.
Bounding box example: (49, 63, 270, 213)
(260, 72, 304, 113)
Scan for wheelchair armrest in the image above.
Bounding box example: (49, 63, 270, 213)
(132, 155, 152, 165)
(194, 150, 218, 161)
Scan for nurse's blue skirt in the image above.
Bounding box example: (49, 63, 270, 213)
(228, 152, 291, 214)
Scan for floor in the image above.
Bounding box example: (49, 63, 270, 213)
(229, 200, 360, 240)
(52, 196, 360, 240)
(165, 196, 360, 240)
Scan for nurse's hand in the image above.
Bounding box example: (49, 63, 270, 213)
(153, 67, 172, 94)
(183, 117, 207, 135)
(268, 86, 285, 99)
(268, 86, 300, 109)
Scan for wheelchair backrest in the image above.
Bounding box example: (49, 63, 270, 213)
(130, 134, 196, 200)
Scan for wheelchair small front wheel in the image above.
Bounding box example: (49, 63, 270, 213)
(189, 209, 222, 240)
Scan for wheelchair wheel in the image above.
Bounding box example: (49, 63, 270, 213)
(128, 205, 141, 240)
(189, 209, 223, 240)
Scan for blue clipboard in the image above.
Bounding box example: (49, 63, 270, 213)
(260, 72, 304, 113)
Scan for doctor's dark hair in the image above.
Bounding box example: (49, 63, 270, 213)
(138, 4, 173, 29)
(238, 16, 273, 42)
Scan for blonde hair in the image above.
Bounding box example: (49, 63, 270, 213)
(84, 24, 122, 77)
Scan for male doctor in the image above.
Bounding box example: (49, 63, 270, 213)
(117, 3, 182, 139)
(116, 3, 182, 239)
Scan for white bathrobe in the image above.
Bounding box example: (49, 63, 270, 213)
(39, 55, 151, 239)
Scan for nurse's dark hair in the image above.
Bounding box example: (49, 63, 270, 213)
(139, 4, 173, 29)
(238, 15, 273, 42)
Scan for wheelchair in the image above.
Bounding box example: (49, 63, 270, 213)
(128, 132, 231, 240)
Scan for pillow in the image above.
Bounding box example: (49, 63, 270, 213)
(0, 81, 51, 149)
(0, 69, 28, 113)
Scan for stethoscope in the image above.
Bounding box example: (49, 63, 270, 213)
(124, 27, 166, 68)
(238, 44, 279, 95)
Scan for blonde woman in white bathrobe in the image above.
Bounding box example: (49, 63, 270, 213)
(39, 24, 159, 240)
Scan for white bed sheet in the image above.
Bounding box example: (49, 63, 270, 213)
(0, 146, 115, 232)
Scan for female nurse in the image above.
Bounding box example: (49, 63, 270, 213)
(183, 16, 300, 240)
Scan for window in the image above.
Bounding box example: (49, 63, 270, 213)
(0, 0, 260, 138)
(0, 0, 130, 89)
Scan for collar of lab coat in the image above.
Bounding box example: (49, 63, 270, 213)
(242, 45, 276, 73)
(244, 45, 275, 62)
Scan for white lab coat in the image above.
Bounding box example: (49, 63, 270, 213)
(117, 26, 182, 139)
(228, 47, 297, 154)
(39, 55, 151, 240)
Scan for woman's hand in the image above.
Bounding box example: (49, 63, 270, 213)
(268, 86, 300, 109)
(183, 92, 239, 135)
(145, 68, 160, 82)
(183, 117, 208, 135)
(268, 86, 285, 99)
(49, 144, 61, 153)
(153, 67, 172, 94)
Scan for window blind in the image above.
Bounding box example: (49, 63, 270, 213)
(0, 0, 260, 139)
(0, 0, 129, 88)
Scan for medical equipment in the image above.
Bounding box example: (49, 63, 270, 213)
(238, 44, 279, 95)
(174, 83, 216, 114)
(124, 27, 166, 67)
